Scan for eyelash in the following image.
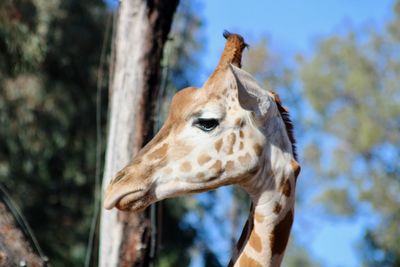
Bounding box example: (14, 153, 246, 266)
(193, 118, 219, 132)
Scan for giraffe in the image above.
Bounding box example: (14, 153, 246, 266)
(104, 31, 300, 267)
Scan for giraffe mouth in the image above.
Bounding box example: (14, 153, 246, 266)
(115, 191, 154, 211)
(104, 188, 154, 211)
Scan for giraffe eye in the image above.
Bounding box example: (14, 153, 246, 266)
(193, 118, 219, 132)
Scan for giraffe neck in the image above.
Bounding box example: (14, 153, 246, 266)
(231, 140, 299, 267)
(232, 161, 297, 267)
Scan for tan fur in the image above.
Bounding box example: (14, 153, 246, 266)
(163, 167, 173, 175)
(180, 162, 192, 172)
(196, 172, 205, 179)
(254, 212, 264, 223)
(226, 160, 235, 172)
(253, 144, 263, 156)
(211, 160, 223, 174)
(214, 138, 223, 152)
(174, 140, 195, 158)
(239, 142, 244, 150)
(148, 143, 169, 160)
(238, 153, 251, 166)
(198, 154, 212, 165)
(169, 87, 201, 122)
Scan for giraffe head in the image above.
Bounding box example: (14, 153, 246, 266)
(104, 32, 286, 211)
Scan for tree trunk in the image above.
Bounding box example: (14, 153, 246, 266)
(99, 1, 179, 267)
(0, 201, 43, 267)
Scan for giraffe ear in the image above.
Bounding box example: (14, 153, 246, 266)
(229, 64, 272, 118)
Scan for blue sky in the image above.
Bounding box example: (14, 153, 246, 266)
(198, 1, 394, 266)
(200, 0, 393, 76)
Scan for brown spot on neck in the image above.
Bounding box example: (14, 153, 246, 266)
(273, 202, 282, 214)
(270, 210, 294, 256)
(291, 159, 301, 181)
(238, 253, 262, 267)
(248, 230, 262, 253)
(280, 179, 291, 197)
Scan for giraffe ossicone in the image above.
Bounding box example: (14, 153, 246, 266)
(104, 31, 300, 267)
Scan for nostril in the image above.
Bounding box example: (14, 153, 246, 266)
(110, 170, 126, 185)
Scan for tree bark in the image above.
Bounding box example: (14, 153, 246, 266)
(0, 201, 43, 267)
(99, 1, 179, 267)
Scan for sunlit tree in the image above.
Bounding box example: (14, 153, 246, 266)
(300, 1, 400, 266)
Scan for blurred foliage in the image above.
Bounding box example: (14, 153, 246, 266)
(0, 0, 51, 75)
(156, 199, 197, 267)
(0, 0, 109, 266)
(244, 37, 294, 92)
(300, 1, 400, 266)
(282, 238, 322, 267)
